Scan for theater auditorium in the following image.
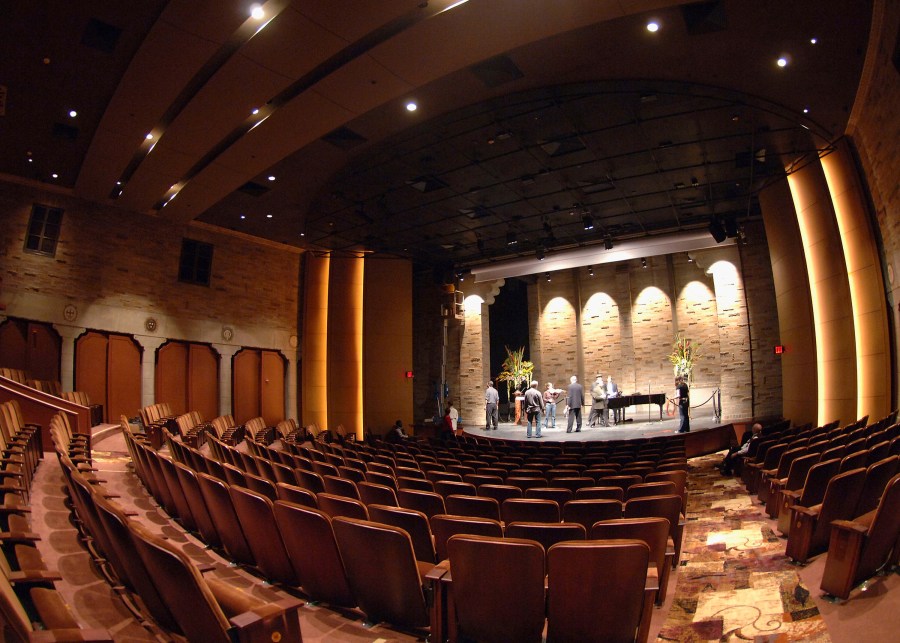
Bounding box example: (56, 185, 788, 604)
(0, 1, 898, 641)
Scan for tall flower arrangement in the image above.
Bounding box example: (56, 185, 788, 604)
(497, 346, 534, 403)
(669, 334, 701, 384)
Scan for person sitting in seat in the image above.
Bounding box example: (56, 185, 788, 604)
(717, 422, 762, 475)
(386, 419, 408, 443)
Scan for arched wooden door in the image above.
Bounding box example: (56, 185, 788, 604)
(232, 348, 285, 425)
(0, 318, 60, 381)
(75, 331, 141, 423)
(155, 341, 219, 421)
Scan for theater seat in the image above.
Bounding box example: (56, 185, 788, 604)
(128, 520, 302, 643)
(228, 486, 298, 586)
(431, 514, 504, 562)
(547, 539, 653, 643)
(591, 517, 672, 605)
(562, 499, 623, 532)
(367, 504, 437, 564)
(820, 473, 900, 600)
(272, 501, 355, 607)
(445, 535, 545, 643)
(332, 517, 439, 631)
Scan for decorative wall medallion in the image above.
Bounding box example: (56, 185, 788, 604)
(289, 335, 298, 348)
(145, 317, 158, 332)
(222, 326, 234, 341)
(63, 304, 77, 322)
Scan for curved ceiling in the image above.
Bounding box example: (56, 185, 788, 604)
(1, 0, 872, 267)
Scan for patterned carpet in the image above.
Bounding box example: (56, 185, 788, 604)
(658, 454, 829, 642)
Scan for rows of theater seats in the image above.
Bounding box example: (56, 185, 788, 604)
(51, 414, 304, 642)
(0, 409, 115, 641)
(738, 413, 900, 600)
(0, 368, 104, 427)
(117, 424, 692, 641)
(135, 403, 305, 451)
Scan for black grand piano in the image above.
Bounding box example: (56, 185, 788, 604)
(607, 393, 667, 422)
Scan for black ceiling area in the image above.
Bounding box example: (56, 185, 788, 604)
(1, 0, 873, 269)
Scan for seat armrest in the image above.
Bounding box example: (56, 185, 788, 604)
(227, 597, 303, 643)
(829, 519, 869, 535)
(28, 628, 115, 642)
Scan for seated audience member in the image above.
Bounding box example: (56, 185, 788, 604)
(441, 407, 455, 440)
(718, 422, 762, 475)
(386, 419, 408, 442)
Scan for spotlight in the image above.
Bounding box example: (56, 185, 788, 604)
(588, 265, 594, 277)
(603, 236, 613, 250)
(724, 217, 738, 238)
(641, 258, 647, 269)
(456, 271, 465, 282)
(543, 221, 553, 235)
(582, 215, 594, 231)
(506, 231, 518, 246)
(708, 217, 727, 243)
(545, 272, 551, 282)
(646, 21, 659, 32)
(536, 247, 545, 261)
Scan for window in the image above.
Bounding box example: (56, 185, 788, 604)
(24, 204, 63, 256)
(178, 238, 214, 286)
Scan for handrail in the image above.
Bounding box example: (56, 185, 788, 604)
(0, 375, 91, 451)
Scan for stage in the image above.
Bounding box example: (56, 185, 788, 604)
(461, 414, 736, 456)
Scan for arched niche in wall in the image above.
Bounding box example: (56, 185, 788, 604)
(74, 330, 142, 423)
(0, 317, 61, 382)
(632, 286, 674, 393)
(232, 347, 286, 426)
(581, 291, 620, 379)
(155, 340, 220, 421)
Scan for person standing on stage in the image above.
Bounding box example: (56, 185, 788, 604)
(588, 374, 608, 427)
(448, 400, 459, 432)
(524, 380, 545, 438)
(566, 375, 584, 433)
(484, 381, 499, 430)
(606, 375, 620, 425)
(543, 382, 561, 429)
(675, 376, 690, 433)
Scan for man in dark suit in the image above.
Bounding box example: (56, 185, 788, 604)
(675, 376, 690, 433)
(565, 375, 584, 433)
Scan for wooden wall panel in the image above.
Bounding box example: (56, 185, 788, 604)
(189, 344, 219, 422)
(0, 321, 28, 369)
(233, 349, 261, 424)
(107, 335, 142, 423)
(156, 342, 188, 415)
(26, 323, 60, 382)
(260, 351, 285, 426)
(75, 332, 109, 415)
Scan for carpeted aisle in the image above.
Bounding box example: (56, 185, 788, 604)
(658, 453, 829, 642)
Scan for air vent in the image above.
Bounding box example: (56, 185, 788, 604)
(81, 18, 122, 53)
(578, 180, 615, 194)
(681, 1, 726, 35)
(321, 126, 367, 150)
(238, 181, 270, 197)
(459, 205, 493, 220)
(539, 137, 586, 157)
(470, 55, 524, 88)
(407, 175, 447, 193)
(51, 122, 79, 140)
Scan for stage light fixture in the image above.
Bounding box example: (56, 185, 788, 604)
(708, 217, 727, 243)
(506, 231, 517, 245)
(583, 215, 594, 231)
(604, 236, 613, 250)
(724, 217, 738, 238)
(545, 272, 551, 282)
(456, 271, 464, 282)
(543, 221, 553, 235)
(641, 257, 648, 268)
(588, 265, 594, 277)
(536, 247, 545, 261)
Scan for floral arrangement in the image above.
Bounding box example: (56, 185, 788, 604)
(669, 334, 701, 383)
(497, 346, 534, 403)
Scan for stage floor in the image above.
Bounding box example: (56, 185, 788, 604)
(463, 414, 723, 443)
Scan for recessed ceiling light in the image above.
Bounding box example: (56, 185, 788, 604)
(51, 173, 59, 179)
(777, 57, 788, 67)
(240, 214, 246, 220)
(145, 133, 154, 140)
(300, 232, 305, 236)
(646, 21, 659, 32)
(810, 37, 817, 44)
(250, 4, 264, 20)
(27, 157, 33, 163)
(68, 110, 77, 118)
(266, 213, 273, 219)
(251, 108, 260, 115)
(267, 175, 276, 181)
(803, 107, 809, 114)
(406, 101, 418, 112)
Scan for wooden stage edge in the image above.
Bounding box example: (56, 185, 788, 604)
(459, 415, 745, 458)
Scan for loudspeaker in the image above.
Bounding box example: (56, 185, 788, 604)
(709, 218, 727, 243)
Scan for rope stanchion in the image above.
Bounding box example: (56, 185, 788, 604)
(689, 388, 722, 422)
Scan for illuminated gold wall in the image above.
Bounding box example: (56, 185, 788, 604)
(302, 254, 330, 429)
(821, 139, 891, 421)
(759, 181, 818, 425)
(789, 162, 857, 426)
(326, 256, 365, 437)
(363, 258, 413, 433)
